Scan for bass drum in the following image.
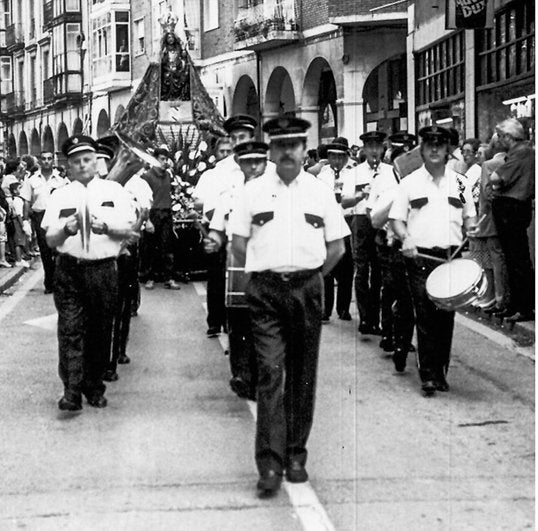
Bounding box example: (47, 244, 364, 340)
(425, 258, 489, 311)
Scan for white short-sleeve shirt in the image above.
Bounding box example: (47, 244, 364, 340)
(20, 170, 69, 212)
(230, 169, 350, 273)
(389, 165, 476, 249)
(317, 164, 355, 217)
(341, 160, 394, 216)
(41, 177, 136, 260)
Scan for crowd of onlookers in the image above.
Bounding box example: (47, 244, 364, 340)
(0, 154, 66, 269)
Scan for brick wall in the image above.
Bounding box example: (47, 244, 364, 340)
(200, 0, 236, 59)
(328, 0, 406, 17)
(300, 0, 329, 30)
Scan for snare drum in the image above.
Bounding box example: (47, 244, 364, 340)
(225, 250, 250, 308)
(425, 258, 489, 311)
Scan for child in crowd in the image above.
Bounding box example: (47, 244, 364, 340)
(7, 182, 30, 268)
(0, 199, 10, 267)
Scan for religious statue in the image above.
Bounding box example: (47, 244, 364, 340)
(159, 12, 191, 102)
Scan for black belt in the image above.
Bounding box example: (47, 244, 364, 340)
(252, 268, 321, 282)
(58, 254, 117, 267)
(416, 246, 458, 260)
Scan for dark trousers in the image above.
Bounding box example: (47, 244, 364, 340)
(377, 242, 414, 349)
(324, 232, 353, 317)
(206, 247, 227, 330)
(53, 255, 118, 401)
(31, 210, 56, 291)
(109, 248, 139, 373)
(227, 306, 257, 390)
(352, 215, 381, 326)
(246, 271, 322, 474)
(145, 208, 175, 281)
(405, 255, 454, 383)
(492, 197, 535, 314)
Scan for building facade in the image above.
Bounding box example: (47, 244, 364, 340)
(408, 0, 535, 142)
(0, 0, 534, 160)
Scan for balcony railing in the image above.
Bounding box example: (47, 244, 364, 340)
(5, 91, 25, 113)
(43, 73, 83, 106)
(6, 23, 24, 49)
(233, 0, 299, 51)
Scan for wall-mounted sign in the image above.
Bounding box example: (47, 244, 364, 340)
(446, 0, 494, 29)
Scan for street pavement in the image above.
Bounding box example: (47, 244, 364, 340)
(0, 268, 534, 530)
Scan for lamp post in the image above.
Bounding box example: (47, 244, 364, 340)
(76, 32, 87, 132)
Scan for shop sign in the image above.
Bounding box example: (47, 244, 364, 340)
(446, 0, 494, 29)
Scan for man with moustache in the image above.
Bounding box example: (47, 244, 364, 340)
(230, 117, 349, 496)
(42, 135, 136, 411)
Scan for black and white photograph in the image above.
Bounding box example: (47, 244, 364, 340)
(0, 0, 534, 529)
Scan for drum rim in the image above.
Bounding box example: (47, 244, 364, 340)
(425, 258, 483, 300)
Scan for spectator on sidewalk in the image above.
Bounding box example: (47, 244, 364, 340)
(307, 144, 329, 176)
(20, 151, 68, 293)
(7, 182, 30, 268)
(0, 186, 10, 268)
(462, 138, 482, 211)
(490, 118, 535, 322)
(446, 127, 467, 174)
(468, 133, 509, 313)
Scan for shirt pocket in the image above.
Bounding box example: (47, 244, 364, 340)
(409, 197, 429, 209)
(448, 195, 464, 222)
(304, 213, 325, 229)
(252, 211, 274, 226)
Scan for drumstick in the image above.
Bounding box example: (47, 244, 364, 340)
(415, 252, 446, 263)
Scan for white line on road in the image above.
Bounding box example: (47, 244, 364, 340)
(456, 313, 535, 361)
(0, 268, 43, 325)
(192, 280, 336, 531)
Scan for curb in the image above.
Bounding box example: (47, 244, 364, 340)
(0, 258, 39, 295)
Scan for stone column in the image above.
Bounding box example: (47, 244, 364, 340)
(464, 29, 476, 138)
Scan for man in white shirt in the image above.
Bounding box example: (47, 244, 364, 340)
(21, 151, 68, 293)
(342, 131, 392, 335)
(317, 136, 354, 321)
(390, 125, 476, 397)
(231, 117, 349, 496)
(42, 135, 136, 412)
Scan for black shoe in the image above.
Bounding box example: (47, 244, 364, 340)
(85, 394, 108, 408)
(286, 461, 308, 483)
(392, 348, 407, 373)
(358, 323, 382, 335)
(322, 315, 330, 324)
(118, 354, 130, 364)
(435, 378, 450, 392)
(230, 376, 251, 399)
(103, 370, 119, 382)
(338, 310, 352, 321)
(421, 380, 436, 397)
(206, 327, 220, 338)
(379, 336, 394, 352)
(504, 311, 534, 323)
(58, 396, 82, 411)
(492, 307, 511, 317)
(257, 470, 282, 496)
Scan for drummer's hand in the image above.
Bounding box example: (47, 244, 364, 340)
(401, 235, 417, 258)
(203, 236, 220, 254)
(144, 219, 155, 234)
(63, 215, 79, 236)
(467, 225, 479, 237)
(91, 215, 109, 235)
(125, 230, 141, 246)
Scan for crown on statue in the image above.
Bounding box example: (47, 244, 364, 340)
(159, 11, 178, 34)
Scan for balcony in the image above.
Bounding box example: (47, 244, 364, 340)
(5, 91, 25, 117)
(233, 0, 300, 52)
(43, 74, 83, 107)
(92, 55, 131, 92)
(6, 24, 24, 52)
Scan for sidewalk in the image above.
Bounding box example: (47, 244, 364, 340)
(0, 260, 37, 294)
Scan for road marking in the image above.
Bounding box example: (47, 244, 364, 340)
(192, 280, 335, 531)
(24, 312, 58, 331)
(0, 269, 43, 325)
(456, 313, 535, 361)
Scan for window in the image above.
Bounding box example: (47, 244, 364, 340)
(477, 0, 534, 87)
(416, 32, 465, 107)
(134, 18, 145, 55)
(66, 23, 80, 70)
(42, 48, 50, 80)
(66, 0, 80, 10)
(1, 0, 10, 28)
(115, 11, 129, 72)
(29, 55, 36, 104)
(0, 56, 12, 94)
(92, 10, 130, 74)
(203, 0, 219, 31)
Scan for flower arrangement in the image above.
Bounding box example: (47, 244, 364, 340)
(156, 125, 218, 225)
